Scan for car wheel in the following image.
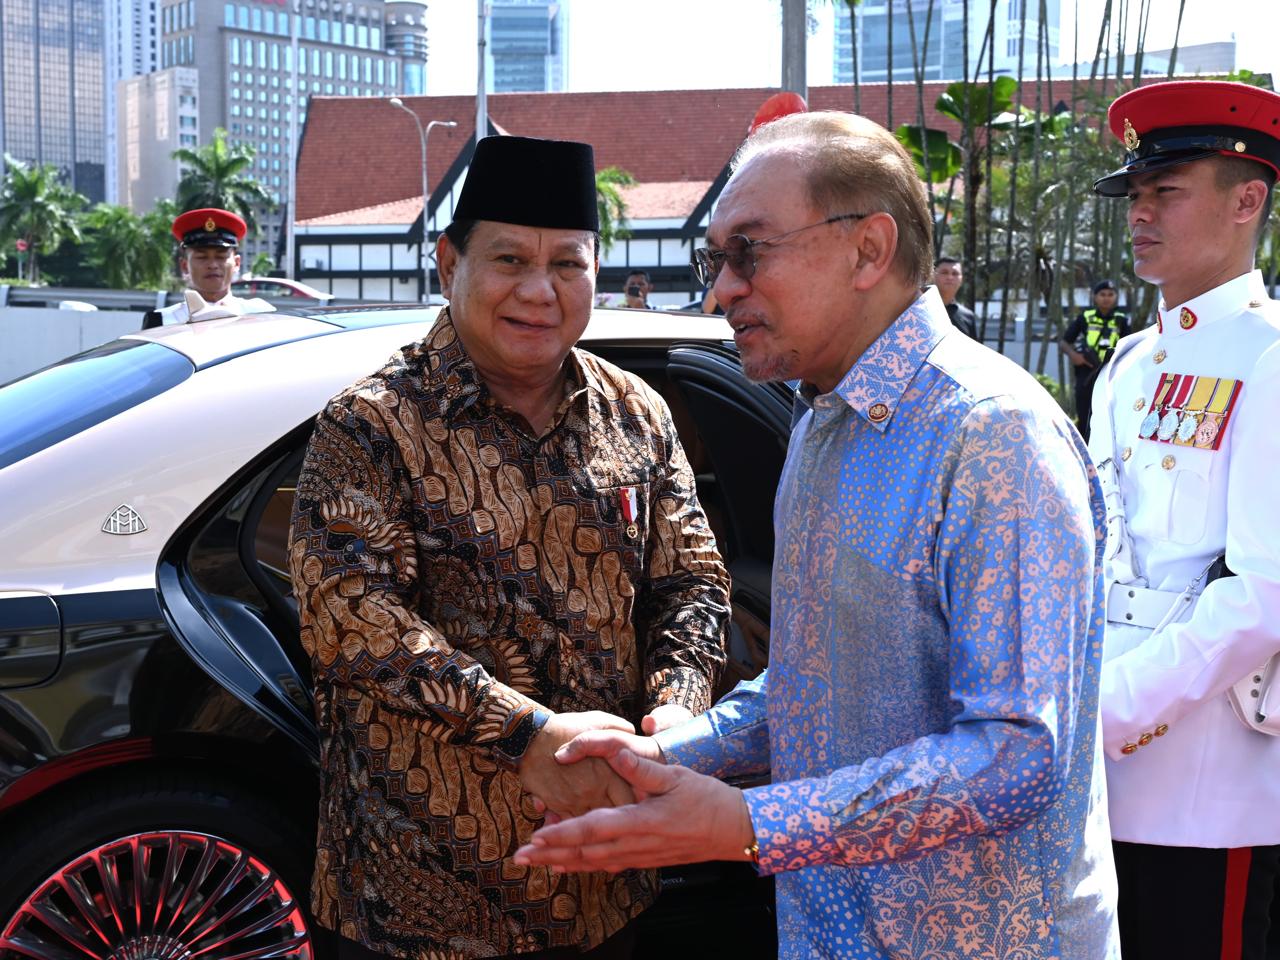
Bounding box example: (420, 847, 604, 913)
(0, 771, 320, 960)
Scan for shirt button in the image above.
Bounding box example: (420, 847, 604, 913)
(1133, 397, 1146, 411)
(1154, 723, 1169, 737)
(1138, 732, 1153, 746)
(1121, 447, 1133, 461)
(1162, 455, 1176, 470)
(1153, 349, 1167, 364)
(1121, 743, 1138, 755)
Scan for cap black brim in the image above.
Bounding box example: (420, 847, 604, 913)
(1093, 148, 1221, 197)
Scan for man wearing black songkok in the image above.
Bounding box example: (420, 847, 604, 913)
(289, 136, 730, 959)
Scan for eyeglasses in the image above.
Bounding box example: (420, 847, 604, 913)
(691, 212, 872, 287)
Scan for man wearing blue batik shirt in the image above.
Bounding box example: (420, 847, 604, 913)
(515, 111, 1120, 959)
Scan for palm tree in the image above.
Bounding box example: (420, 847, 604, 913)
(171, 128, 274, 236)
(82, 203, 174, 290)
(595, 166, 635, 255)
(0, 155, 85, 284)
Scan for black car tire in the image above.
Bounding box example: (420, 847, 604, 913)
(0, 769, 325, 960)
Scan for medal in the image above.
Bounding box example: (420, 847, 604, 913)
(619, 486, 639, 540)
(1176, 412, 1199, 443)
(1194, 414, 1221, 449)
(1138, 409, 1160, 438)
(1157, 408, 1181, 441)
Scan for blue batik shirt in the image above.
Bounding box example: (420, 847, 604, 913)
(657, 288, 1120, 959)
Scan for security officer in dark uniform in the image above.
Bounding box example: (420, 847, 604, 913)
(1060, 278, 1130, 440)
(142, 207, 272, 328)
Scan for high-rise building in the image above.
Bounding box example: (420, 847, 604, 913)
(0, 0, 108, 203)
(106, 0, 160, 202)
(835, 0, 1060, 85)
(122, 0, 428, 262)
(488, 1, 566, 93)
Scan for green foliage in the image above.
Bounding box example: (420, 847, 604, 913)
(595, 166, 635, 255)
(248, 252, 276, 275)
(935, 76, 1019, 126)
(894, 125, 963, 182)
(172, 128, 275, 236)
(81, 203, 174, 289)
(0, 154, 86, 284)
(1218, 69, 1273, 90)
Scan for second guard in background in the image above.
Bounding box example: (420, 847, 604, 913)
(1090, 80, 1280, 960)
(142, 208, 274, 327)
(1060, 278, 1130, 441)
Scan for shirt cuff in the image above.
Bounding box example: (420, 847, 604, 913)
(742, 778, 835, 876)
(489, 704, 553, 772)
(652, 712, 721, 773)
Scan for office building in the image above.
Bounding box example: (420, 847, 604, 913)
(835, 0, 1060, 84)
(120, 0, 428, 262)
(106, 0, 160, 202)
(0, 0, 108, 203)
(488, 1, 566, 93)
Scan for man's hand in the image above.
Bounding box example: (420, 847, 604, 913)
(641, 704, 694, 735)
(519, 711, 637, 818)
(514, 747, 755, 873)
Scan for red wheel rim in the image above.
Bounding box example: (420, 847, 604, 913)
(1, 832, 313, 960)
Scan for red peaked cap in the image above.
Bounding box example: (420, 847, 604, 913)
(1094, 81, 1280, 197)
(749, 92, 809, 136)
(171, 207, 247, 247)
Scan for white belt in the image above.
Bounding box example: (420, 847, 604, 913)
(1106, 582, 1195, 630)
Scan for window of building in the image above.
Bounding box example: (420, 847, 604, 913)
(338, 53, 346, 80)
(264, 9, 275, 33)
(259, 90, 267, 102)
(272, 92, 280, 103)
(284, 46, 292, 71)
(162, 5, 170, 33)
(178, 3, 186, 30)
(260, 158, 268, 171)
(357, 24, 368, 47)
(237, 4, 248, 28)
(338, 85, 347, 95)
(305, 16, 316, 39)
(271, 42, 279, 70)
(244, 38, 253, 66)
(245, 105, 254, 117)
(363, 57, 372, 83)
(371, 26, 381, 47)
(376, 59, 384, 85)
(259, 41, 267, 66)
(260, 72, 268, 85)
(390, 60, 397, 88)
(180, 133, 197, 146)
(232, 103, 241, 116)
(251, 7, 261, 31)
(188, 0, 195, 29)
(225, 3, 235, 27)
(325, 50, 333, 77)
(180, 115, 196, 129)
(231, 87, 240, 99)
(186, 35, 194, 61)
(230, 70, 239, 83)
(280, 14, 292, 37)
(230, 36, 240, 65)
(272, 158, 281, 170)
(312, 48, 320, 73)
(232, 122, 242, 133)
(272, 108, 280, 120)
(318, 19, 328, 42)
(324, 82, 333, 94)
(271, 74, 279, 87)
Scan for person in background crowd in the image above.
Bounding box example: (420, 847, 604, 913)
(1088, 80, 1280, 960)
(516, 111, 1119, 960)
(1060, 278, 1130, 441)
(933, 256, 979, 339)
(622, 269, 653, 309)
(288, 135, 729, 960)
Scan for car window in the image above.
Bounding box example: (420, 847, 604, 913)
(0, 340, 193, 471)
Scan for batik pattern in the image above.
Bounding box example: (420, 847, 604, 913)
(659, 291, 1119, 959)
(290, 309, 729, 957)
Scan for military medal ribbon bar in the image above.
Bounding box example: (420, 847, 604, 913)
(619, 486, 640, 540)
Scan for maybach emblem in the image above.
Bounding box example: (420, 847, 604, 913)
(102, 504, 148, 535)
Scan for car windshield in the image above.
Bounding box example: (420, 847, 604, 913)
(0, 340, 194, 470)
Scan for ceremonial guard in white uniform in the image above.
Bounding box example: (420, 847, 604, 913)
(142, 207, 274, 328)
(1091, 81, 1280, 959)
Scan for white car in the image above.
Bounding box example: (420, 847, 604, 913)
(0, 304, 791, 960)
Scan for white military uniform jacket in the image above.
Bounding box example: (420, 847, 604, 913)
(151, 291, 274, 325)
(1089, 269, 1280, 848)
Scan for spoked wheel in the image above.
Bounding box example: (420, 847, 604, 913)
(1, 830, 312, 960)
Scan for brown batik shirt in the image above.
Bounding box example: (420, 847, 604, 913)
(288, 309, 730, 958)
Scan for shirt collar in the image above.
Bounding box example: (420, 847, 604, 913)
(1156, 270, 1267, 337)
(804, 287, 951, 433)
(424, 307, 602, 427)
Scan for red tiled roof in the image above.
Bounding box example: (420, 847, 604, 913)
(297, 195, 423, 226)
(297, 79, 1109, 221)
(619, 181, 714, 219)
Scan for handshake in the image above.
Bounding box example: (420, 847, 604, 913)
(512, 705, 757, 875)
(515, 704, 692, 818)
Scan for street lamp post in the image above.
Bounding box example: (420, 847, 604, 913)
(390, 98, 456, 304)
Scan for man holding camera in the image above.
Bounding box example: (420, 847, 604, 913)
(622, 269, 653, 309)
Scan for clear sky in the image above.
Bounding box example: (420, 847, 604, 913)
(422, 0, 1274, 97)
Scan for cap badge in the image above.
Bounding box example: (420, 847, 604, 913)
(204, 216, 217, 232)
(1179, 307, 1197, 330)
(1235, 141, 1247, 153)
(1123, 118, 1141, 151)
